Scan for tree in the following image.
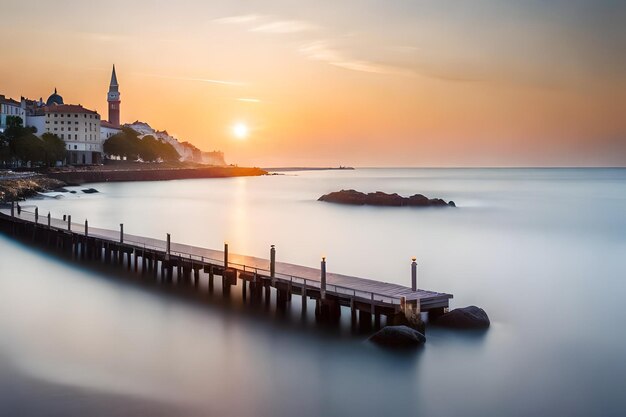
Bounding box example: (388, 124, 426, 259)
(13, 133, 45, 164)
(103, 128, 181, 163)
(0, 132, 10, 167)
(41, 133, 66, 166)
(4, 116, 35, 141)
(137, 135, 159, 162)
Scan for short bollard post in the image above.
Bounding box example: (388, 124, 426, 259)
(120, 223, 124, 243)
(224, 243, 229, 268)
(35, 207, 39, 224)
(411, 257, 418, 292)
(321, 256, 327, 299)
(270, 245, 276, 285)
(67, 215, 71, 231)
(11, 201, 15, 217)
(47, 212, 51, 228)
(85, 220, 89, 237)
(166, 233, 171, 260)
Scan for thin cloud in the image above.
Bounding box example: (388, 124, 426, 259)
(137, 72, 244, 86)
(236, 98, 261, 103)
(212, 14, 262, 24)
(251, 20, 318, 34)
(299, 41, 413, 76)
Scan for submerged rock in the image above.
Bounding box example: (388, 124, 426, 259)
(369, 325, 426, 348)
(433, 306, 490, 329)
(318, 189, 455, 207)
(82, 188, 99, 194)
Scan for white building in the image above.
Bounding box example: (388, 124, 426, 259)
(0, 94, 26, 132)
(40, 90, 103, 165)
(100, 120, 122, 140)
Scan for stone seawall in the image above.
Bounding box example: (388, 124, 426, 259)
(45, 166, 267, 184)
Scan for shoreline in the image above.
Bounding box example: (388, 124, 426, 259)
(0, 166, 267, 202)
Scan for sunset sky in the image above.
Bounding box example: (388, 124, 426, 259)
(1, 0, 624, 167)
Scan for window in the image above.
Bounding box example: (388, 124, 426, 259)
(75, 134, 77, 140)
(54, 121, 57, 124)
(75, 114, 78, 118)
(74, 145, 77, 150)
(61, 134, 64, 139)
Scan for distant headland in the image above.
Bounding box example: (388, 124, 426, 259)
(265, 166, 355, 172)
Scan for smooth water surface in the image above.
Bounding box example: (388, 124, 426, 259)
(1, 168, 626, 416)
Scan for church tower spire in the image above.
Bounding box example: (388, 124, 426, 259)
(107, 64, 121, 126)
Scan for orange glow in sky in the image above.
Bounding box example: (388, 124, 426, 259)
(1, 1, 624, 167)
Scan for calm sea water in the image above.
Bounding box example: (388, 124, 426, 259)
(1, 168, 626, 416)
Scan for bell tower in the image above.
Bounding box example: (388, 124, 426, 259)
(107, 64, 121, 126)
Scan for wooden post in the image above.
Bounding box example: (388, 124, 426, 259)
(47, 212, 51, 228)
(224, 243, 229, 268)
(270, 245, 276, 285)
(120, 223, 124, 243)
(166, 233, 171, 260)
(35, 207, 39, 223)
(320, 256, 327, 299)
(411, 257, 417, 292)
(85, 220, 88, 237)
(67, 215, 71, 231)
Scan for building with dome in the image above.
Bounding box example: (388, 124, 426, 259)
(20, 87, 103, 165)
(46, 88, 64, 106)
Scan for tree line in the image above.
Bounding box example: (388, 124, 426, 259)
(103, 127, 180, 162)
(0, 116, 66, 168)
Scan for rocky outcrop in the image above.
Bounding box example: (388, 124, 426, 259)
(432, 306, 490, 329)
(0, 176, 65, 203)
(319, 189, 455, 207)
(368, 325, 426, 348)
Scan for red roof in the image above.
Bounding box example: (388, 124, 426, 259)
(0, 95, 21, 106)
(45, 104, 99, 115)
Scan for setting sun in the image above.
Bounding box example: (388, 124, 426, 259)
(232, 122, 249, 140)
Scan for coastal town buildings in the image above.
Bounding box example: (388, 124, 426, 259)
(2, 64, 225, 166)
(124, 120, 225, 164)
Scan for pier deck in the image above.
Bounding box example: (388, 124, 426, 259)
(0, 206, 453, 322)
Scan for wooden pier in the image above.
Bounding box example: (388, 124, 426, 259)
(0, 204, 453, 329)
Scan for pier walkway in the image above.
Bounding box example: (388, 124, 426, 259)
(0, 205, 453, 326)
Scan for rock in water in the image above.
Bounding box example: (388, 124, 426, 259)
(318, 189, 455, 207)
(82, 188, 99, 194)
(433, 306, 490, 329)
(369, 325, 426, 348)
